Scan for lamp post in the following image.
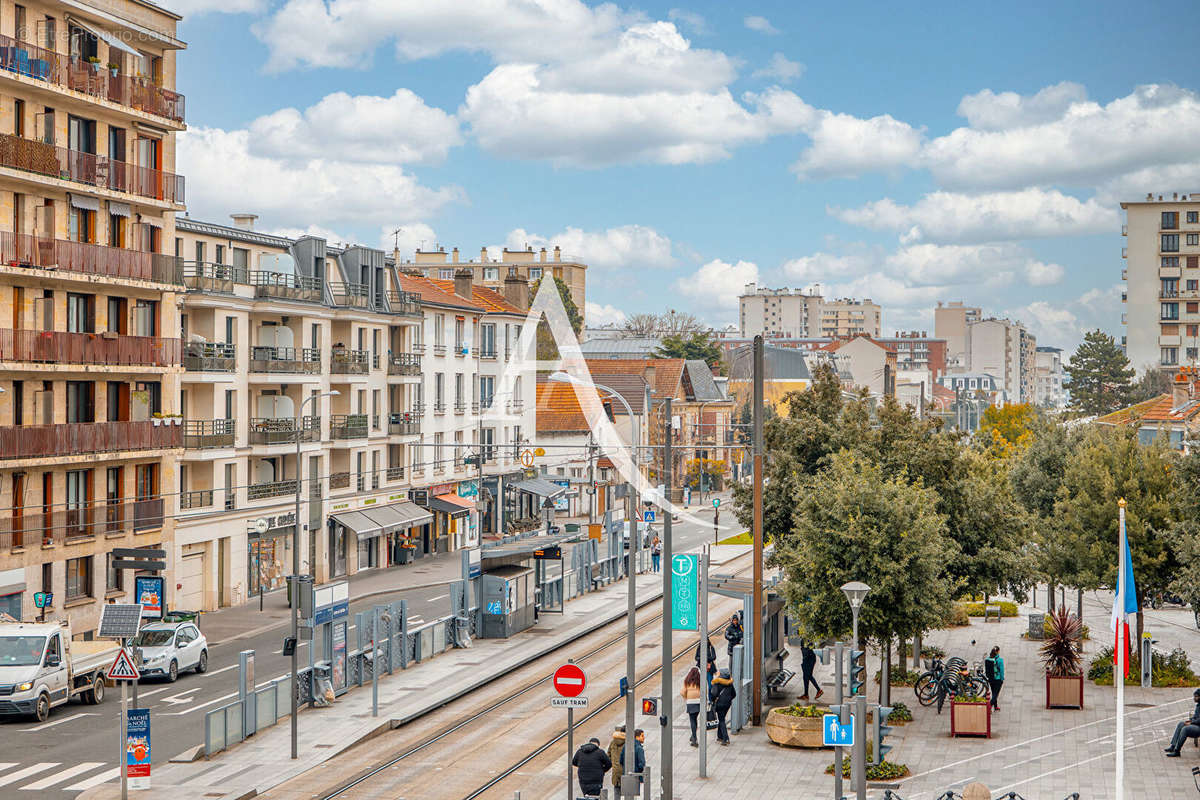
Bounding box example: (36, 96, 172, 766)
(549, 371, 639, 795)
(841, 580, 870, 800)
(292, 389, 338, 759)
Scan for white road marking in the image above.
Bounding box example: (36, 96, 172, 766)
(428, 594, 448, 602)
(0, 764, 59, 787)
(64, 767, 120, 791)
(20, 762, 105, 790)
(136, 687, 172, 699)
(161, 692, 200, 705)
(21, 713, 95, 732)
(205, 663, 239, 676)
(0, 765, 15, 775)
(1001, 750, 1059, 770)
(160, 690, 238, 716)
(993, 738, 1159, 795)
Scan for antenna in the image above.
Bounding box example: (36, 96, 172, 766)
(391, 228, 405, 251)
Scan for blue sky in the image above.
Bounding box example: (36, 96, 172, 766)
(169, 0, 1200, 350)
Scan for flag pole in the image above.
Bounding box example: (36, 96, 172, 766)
(1116, 497, 1127, 800)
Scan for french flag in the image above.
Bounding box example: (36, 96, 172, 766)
(1110, 531, 1138, 677)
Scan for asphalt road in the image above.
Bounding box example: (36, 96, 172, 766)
(0, 503, 730, 797)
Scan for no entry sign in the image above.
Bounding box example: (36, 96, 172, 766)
(553, 663, 587, 698)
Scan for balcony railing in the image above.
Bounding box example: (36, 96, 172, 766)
(329, 282, 369, 307)
(251, 271, 323, 303)
(454, 400, 466, 414)
(507, 400, 525, 414)
(179, 489, 214, 511)
(386, 352, 421, 376)
(385, 290, 422, 317)
(412, 343, 426, 354)
(388, 412, 420, 435)
(249, 346, 320, 374)
(0, 34, 185, 123)
(386, 466, 405, 481)
(247, 479, 298, 501)
(1, 231, 181, 284)
(184, 341, 236, 372)
(0, 329, 179, 366)
(0, 420, 180, 460)
(432, 344, 446, 356)
(182, 262, 247, 294)
(0, 497, 165, 550)
(0, 131, 184, 203)
(329, 413, 368, 439)
(433, 401, 446, 414)
(329, 472, 350, 490)
(330, 348, 369, 374)
(249, 415, 320, 445)
(183, 418, 235, 449)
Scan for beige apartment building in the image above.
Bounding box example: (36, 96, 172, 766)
(934, 301, 982, 370)
(1122, 194, 1200, 373)
(739, 283, 881, 338)
(820, 298, 881, 338)
(0, 0, 186, 630)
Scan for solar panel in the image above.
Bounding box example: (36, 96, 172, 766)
(98, 604, 144, 640)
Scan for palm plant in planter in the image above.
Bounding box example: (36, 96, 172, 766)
(1042, 607, 1085, 709)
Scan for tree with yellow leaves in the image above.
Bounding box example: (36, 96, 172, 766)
(978, 403, 1037, 457)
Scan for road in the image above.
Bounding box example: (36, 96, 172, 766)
(0, 503, 730, 797)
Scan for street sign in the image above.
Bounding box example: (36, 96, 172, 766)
(112, 559, 167, 572)
(553, 663, 587, 697)
(534, 447, 546, 457)
(112, 548, 167, 560)
(712, 498, 721, 508)
(126, 708, 151, 788)
(107, 648, 141, 681)
(643, 510, 655, 522)
(534, 546, 562, 560)
(551, 696, 588, 708)
(822, 713, 855, 747)
(670, 554, 699, 630)
(33, 591, 52, 609)
(521, 449, 534, 467)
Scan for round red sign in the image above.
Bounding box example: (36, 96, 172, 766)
(552, 663, 587, 697)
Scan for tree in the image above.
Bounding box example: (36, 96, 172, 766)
(1129, 364, 1174, 404)
(653, 332, 724, 370)
(621, 310, 704, 337)
(1064, 329, 1135, 415)
(1010, 420, 1079, 610)
(683, 458, 726, 490)
(1169, 453, 1200, 627)
(978, 403, 1037, 457)
(531, 276, 582, 360)
(622, 313, 659, 336)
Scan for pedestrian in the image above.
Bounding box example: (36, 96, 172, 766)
(618, 729, 647, 785)
(710, 668, 737, 745)
(800, 641, 824, 700)
(572, 737, 611, 797)
(696, 636, 717, 689)
(606, 725, 626, 791)
(724, 612, 743, 664)
(651, 535, 662, 572)
(984, 645, 1005, 711)
(681, 665, 703, 746)
(1165, 689, 1200, 756)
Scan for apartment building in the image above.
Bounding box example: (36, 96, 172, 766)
(820, 298, 881, 338)
(878, 332, 948, 382)
(1122, 194, 1200, 372)
(398, 244, 587, 323)
(738, 283, 881, 338)
(1035, 346, 1066, 409)
(934, 301, 981, 370)
(967, 318, 1037, 404)
(0, 0, 186, 629)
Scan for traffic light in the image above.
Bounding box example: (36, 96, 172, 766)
(849, 650, 866, 696)
(870, 704, 894, 766)
(641, 697, 658, 716)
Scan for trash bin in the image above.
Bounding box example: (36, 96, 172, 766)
(565, 523, 580, 533)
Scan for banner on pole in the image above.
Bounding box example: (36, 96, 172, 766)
(670, 554, 699, 631)
(126, 708, 151, 788)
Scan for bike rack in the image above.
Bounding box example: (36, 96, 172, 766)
(881, 791, 1080, 800)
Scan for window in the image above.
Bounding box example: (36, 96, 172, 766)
(1189, 325, 1199, 337)
(106, 552, 123, 591)
(68, 206, 94, 243)
(1163, 256, 1180, 267)
(481, 427, 495, 463)
(1162, 302, 1180, 320)
(480, 323, 496, 356)
(215, 244, 225, 265)
(356, 451, 365, 491)
(1162, 347, 1179, 366)
(195, 241, 206, 263)
(454, 318, 464, 350)
(439, 269, 454, 280)
(66, 556, 93, 599)
(232, 248, 249, 269)
(1189, 348, 1199, 362)
(1189, 234, 1200, 246)
(12, 98, 22, 137)
(434, 432, 444, 469)
(454, 373, 463, 407)
(1163, 234, 1180, 252)
(483, 267, 499, 281)
(1188, 280, 1198, 291)
(66, 293, 94, 333)
(434, 315, 444, 346)
(1162, 278, 1179, 297)
(1189, 303, 1199, 314)
(1189, 211, 1199, 224)
(434, 373, 444, 408)
(1163, 211, 1179, 229)
(528, 267, 542, 282)
(66, 381, 94, 423)
(479, 376, 495, 409)
(1190, 257, 1199, 269)
(134, 300, 157, 336)
(109, 213, 125, 248)
(371, 451, 379, 490)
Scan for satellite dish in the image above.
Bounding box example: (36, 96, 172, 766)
(253, 518, 269, 534)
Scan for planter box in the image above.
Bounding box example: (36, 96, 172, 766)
(765, 707, 825, 747)
(950, 699, 991, 737)
(1045, 673, 1084, 709)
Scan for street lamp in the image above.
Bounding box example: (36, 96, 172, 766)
(841, 581, 870, 647)
(841, 580, 870, 800)
(292, 389, 338, 759)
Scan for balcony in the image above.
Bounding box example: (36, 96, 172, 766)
(247, 479, 298, 501)
(329, 413, 368, 440)
(479, 348, 497, 360)
(433, 401, 446, 414)
(329, 472, 350, 490)
(385, 290, 422, 317)
(0, 420, 180, 460)
(507, 400, 525, 414)
(329, 282, 369, 308)
(432, 344, 446, 356)
(386, 466, 405, 481)
(0, 132, 184, 204)
(0, 231, 182, 285)
(0, 33, 185, 123)
(183, 419, 235, 449)
(184, 341, 236, 372)
(182, 262, 247, 294)
(388, 412, 420, 435)
(386, 352, 421, 376)
(249, 415, 320, 445)
(251, 271, 323, 303)
(330, 348, 369, 375)
(412, 343, 425, 355)
(249, 346, 320, 374)
(0, 329, 180, 366)
(0, 497, 165, 550)
(454, 400, 466, 414)
(454, 342, 467, 358)
(179, 490, 214, 511)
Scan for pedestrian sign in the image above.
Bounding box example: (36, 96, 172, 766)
(643, 510, 655, 522)
(670, 554, 699, 631)
(822, 714, 854, 747)
(712, 498, 720, 508)
(107, 648, 140, 681)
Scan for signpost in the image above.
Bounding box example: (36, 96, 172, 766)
(712, 498, 720, 508)
(107, 647, 141, 800)
(822, 713, 855, 747)
(643, 510, 655, 523)
(670, 554, 699, 631)
(554, 663, 587, 800)
(107, 648, 141, 681)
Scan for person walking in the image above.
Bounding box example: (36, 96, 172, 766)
(1165, 689, 1200, 756)
(681, 665, 703, 746)
(984, 645, 1005, 711)
(696, 636, 717, 689)
(651, 535, 662, 572)
(799, 641, 824, 700)
(724, 612, 743, 666)
(572, 737, 611, 797)
(710, 669, 737, 745)
(618, 729, 647, 787)
(606, 725, 626, 791)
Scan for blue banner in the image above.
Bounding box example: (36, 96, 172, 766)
(126, 708, 151, 786)
(670, 554, 699, 631)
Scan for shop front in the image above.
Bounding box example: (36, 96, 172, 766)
(247, 514, 297, 597)
(328, 510, 382, 574)
(359, 501, 432, 566)
(430, 493, 475, 550)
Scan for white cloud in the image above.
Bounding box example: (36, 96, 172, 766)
(666, 9, 708, 36)
(743, 15, 779, 34)
(780, 251, 875, 283)
(956, 81, 1088, 131)
(752, 53, 804, 83)
(883, 243, 1065, 288)
(585, 301, 628, 326)
(832, 189, 1119, 244)
(673, 259, 759, 318)
(248, 90, 461, 165)
(1008, 285, 1123, 351)
(505, 225, 676, 270)
(379, 223, 439, 256)
(267, 224, 345, 243)
(791, 111, 923, 180)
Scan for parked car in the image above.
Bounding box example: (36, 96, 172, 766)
(133, 621, 208, 682)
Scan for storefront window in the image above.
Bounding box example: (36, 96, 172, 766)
(247, 532, 292, 596)
(329, 525, 348, 577)
(357, 536, 378, 571)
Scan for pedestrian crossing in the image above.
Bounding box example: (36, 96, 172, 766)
(0, 762, 118, 792)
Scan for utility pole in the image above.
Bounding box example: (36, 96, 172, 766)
(661, 397, 673, 799)
(751, 335, 764, 726)
(587, 433, 596, 526)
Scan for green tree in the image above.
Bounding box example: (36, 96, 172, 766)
(1129, 364, 1174, 404)
(1064, 329, 1135, 415)
(653, 332, 724, 371)
(531, 276, 582, 360)
(1169, 453, 1200, 627)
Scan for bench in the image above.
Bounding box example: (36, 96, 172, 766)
(985, 605, 1002, 623)
(766, 669, 796, 697)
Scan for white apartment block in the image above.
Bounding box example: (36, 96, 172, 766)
(739, 283, 880, 338)
(1122, 194, 1200, 372)
(936, 303, 1037, 405)
(1035, 346, 1066, 409)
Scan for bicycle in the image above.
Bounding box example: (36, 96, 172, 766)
(915, 657, 963, 706)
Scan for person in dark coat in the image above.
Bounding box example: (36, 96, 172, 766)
(800, 642, 823, 700)
(606, 726, 626, 790)
(710, 668, 737, 744)
(619, 729, 647, 785)
(1165, 689, 1200, 756)
(572, 737, 611, 796)
(696, 636, 717, 689)
(724, 613, 743, 662)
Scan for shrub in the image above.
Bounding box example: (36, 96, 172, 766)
(826, 756, 909, 781)
(941, 603, 970, 628)
(962, 601, 1018, 617)
(887, 701, 912, 723)
(875, 665, 920, 687)
(1040, 607, 1083, 677)
(775, 703, 825, 717)
(953, 694, 988, 704)
(1043, 616, 1091, 640)
(1088, 646, 1200, 687)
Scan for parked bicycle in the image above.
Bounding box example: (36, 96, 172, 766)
(915, 656, 989, 712)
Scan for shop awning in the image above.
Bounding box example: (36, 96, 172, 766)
(359, 502, 431, 534)
(514, 476, 568, 499)
(330, 510, 383, 540)
(430, 493, 473, 517)
(69, 193, 100, 212)
(68, 16, 143, 56)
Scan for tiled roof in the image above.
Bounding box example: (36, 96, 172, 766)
(584, 358, 685, 401)
(535, 381, 592, 433)
(683, 360, 726, 401)
(1097, 391, 1200, 425)
(819, 334, 896, 354)
(427, 279, 525, 315)
(398, 273, 484, 313)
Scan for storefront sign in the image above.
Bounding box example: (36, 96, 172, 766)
(330, 501, 352, 512)
(458, 480, 479, 498)
(126, 708, 151, 788)
(551, 479, 571, 511)
(134, 576, 165, 620)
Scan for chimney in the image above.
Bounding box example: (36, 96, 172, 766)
(452, 247, 459, 264)
(539, 247, 547, 263)
(1173, 371, 1190, 407)
(481, 247, 488, 263)
(453, 268, 473, 300)
(230, 213, 257, 231)
(553, 246, 561, 261)
(503, 275, 530, 310)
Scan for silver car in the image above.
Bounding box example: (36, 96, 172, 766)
(133, 622, 209, 682)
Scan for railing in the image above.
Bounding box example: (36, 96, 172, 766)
(0, 496, 165, 549)
(329, 282, 369, 307)
(0, 131, 184, 203)
(0, 33, 185, 123)
(386, 466, 405, 481)
(249, 346, 320, 374)
(386, 352, 421, 376)
(0, 329, 179, 366)
(330, 348, 369, 374)
(183, 419, 235, 449)
(453, 342, 466, 357)
(479, 348, 497, 360)
(181, 262, 247, 294)
(413, 402, 425, 415)
(432, 344, 446, 356)
(433, 401, 446, 414)
(250, 271, 322, 303)
(184, 341, 236, 372)
(507, 400, 525, 414)
(0, 231, 181, 284)
(412, 343, 426, 354)
(388, 413, 420, 435)
(247, 479, 298, 501)
(0, 420, 180, 460)
(249, 415, 320, 445)
(329, 472, 350, 490)
(179, 489, 214, 511)
(330, 413, 368, 439)
(454, 400, 466, 414)
(385, 290, 422, 317)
